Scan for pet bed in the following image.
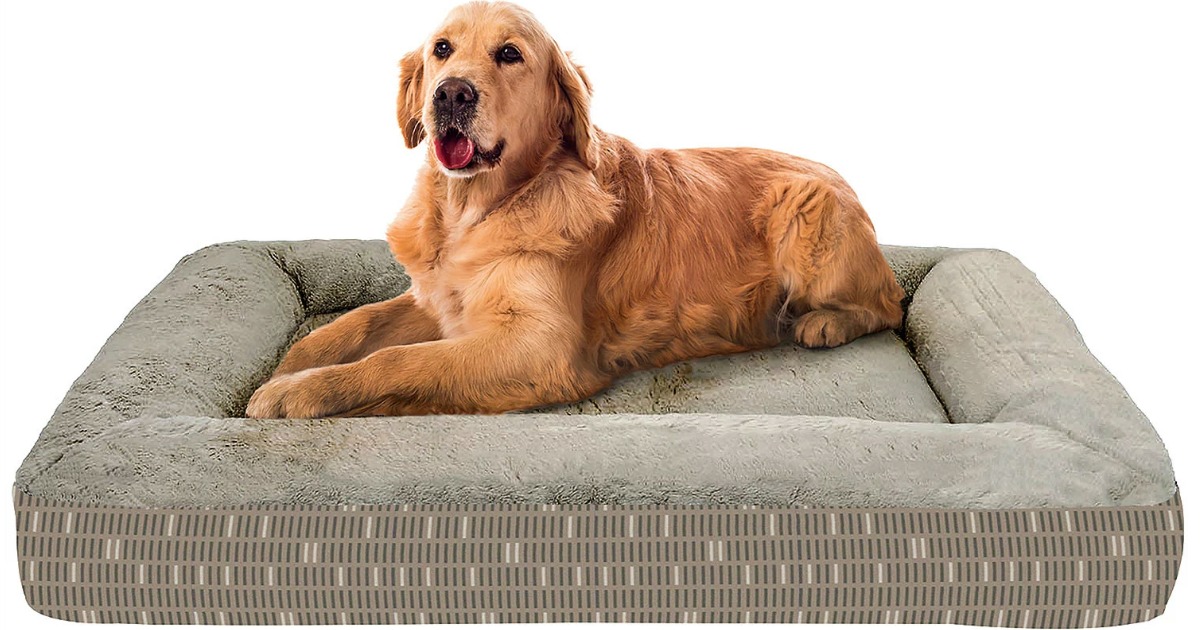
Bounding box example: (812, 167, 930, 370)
(13, 240, 1182, 625)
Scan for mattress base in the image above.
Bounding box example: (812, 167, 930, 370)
(14, 487, 1184, 626)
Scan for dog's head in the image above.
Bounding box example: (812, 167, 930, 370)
(397, 2, 598, 178)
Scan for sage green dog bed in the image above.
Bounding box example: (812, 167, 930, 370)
(12, 240, 1182, 625)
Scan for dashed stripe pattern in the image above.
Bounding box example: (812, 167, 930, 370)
(13, 488, 1183, 626)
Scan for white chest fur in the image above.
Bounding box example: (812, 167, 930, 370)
(410, 204, 489, 338)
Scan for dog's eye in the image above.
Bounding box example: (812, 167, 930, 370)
(433, 40, 452, 59)
(496, 44, 523, 64)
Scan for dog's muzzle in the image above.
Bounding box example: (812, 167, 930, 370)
(431, 77, 481, 170)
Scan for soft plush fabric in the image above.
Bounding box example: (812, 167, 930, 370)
(13, 240, 1176, 508)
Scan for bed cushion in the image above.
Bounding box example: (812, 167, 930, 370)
(12, 239, 1182, 626)
(13, 240, 1175, 509)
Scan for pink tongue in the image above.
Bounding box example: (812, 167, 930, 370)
(436, 134, 475, 169)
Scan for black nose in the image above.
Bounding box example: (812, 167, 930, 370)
(434, 77, 477, 116)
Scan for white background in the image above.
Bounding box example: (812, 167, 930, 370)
(2, 0, 1197, 627)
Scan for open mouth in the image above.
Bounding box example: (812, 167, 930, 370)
(434, 128, 503, 171)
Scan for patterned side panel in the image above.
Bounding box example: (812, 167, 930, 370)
(13, 488, 1183, 626)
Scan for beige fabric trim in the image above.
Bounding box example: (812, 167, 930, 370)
(13, 487, 1183, 626)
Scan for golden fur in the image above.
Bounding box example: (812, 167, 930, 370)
(247, 1, 904, 419)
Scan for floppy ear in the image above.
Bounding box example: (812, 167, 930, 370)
(397, 48, 426, 148)
(551, 49, 599, 170)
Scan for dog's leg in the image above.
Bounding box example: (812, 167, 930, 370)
(246, 332, 609, 418)
(758, 177, 904, 348)
(270, 292, 442, 378)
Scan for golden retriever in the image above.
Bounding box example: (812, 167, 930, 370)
(246, 1, 904, 419)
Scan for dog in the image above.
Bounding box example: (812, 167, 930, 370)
(246, 1, 904, 419)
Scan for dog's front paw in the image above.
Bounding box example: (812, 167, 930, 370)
(795, 309, 856, 349)
(246, 369, 350, 419)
